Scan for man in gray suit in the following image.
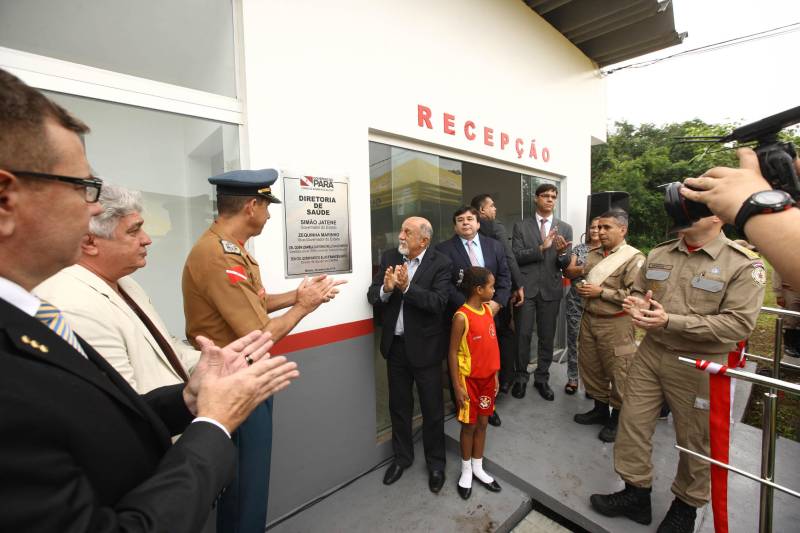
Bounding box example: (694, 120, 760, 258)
(511, 184, 572, 401)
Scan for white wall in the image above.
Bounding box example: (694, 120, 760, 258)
(241, 0, 606, 332)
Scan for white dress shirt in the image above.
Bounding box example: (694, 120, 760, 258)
(459, 234, 485, 268)
(535, 212, 552, 239)
(0, 275, 40, 316)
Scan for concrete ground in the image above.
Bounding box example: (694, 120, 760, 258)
(268, 439, 531, 533)
(268, 360, 799, 532)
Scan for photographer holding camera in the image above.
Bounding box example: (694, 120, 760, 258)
(681, 147, 800, 288)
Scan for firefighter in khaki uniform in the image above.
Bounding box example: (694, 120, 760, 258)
(590, 215, 765, 533)
(572, 210, 644, 442)
(182, 169, 343, 533)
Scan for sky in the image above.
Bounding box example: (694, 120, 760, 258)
(605, 0, 799, 128)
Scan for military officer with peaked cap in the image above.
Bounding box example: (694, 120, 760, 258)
(183, 169, 343, 533)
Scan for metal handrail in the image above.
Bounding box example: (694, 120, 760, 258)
(743, 351, 800, 372)
(675, 308, 800, 533)
(759, 306, 800, 319)
(674, 445, 800, 499)
(676, 357, 800, 395)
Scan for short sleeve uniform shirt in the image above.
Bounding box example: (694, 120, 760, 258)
(182, 221, 268, 347)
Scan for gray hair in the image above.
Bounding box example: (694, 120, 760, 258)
(419, 220, 433, 240)
(599, 208, 628, 228)
(89, 184, 143, 238)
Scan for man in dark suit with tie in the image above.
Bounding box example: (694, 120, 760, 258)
(367, 216, 452, 493)
(435, 205, 511, 425)
(471, 194, 525, 397)
(0, 68, 298, 532)
(512, 183, 572, 401)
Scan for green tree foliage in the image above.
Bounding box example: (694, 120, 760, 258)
(593, 120, 800, 251)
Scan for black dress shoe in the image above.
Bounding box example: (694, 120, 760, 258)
(488, 411, 501, 427)
(382, 462, 404, 485)
(429, 469, 445, 493)
(474, 476, 502, 492)
(511, 382, 526, 399)
(533, 382, 555, 401)
(457, 483, 472, 500)
(499, 382, 511, 395)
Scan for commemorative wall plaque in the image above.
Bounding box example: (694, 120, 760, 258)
(282, 175, 352, 277)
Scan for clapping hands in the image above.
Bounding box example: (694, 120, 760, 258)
(383, 264, 410, 293)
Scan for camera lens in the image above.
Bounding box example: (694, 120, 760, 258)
(662, 181, 713, 232)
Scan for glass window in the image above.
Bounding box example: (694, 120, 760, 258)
(1, 0, 236, 96)
(369, 142, 462, 436)
(522, 174, 561, 220)
(46, 92, 240, 338)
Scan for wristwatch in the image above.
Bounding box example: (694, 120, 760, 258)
(734, 189, 795, 236)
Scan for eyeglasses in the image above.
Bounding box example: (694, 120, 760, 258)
(10, 170, 103, 203)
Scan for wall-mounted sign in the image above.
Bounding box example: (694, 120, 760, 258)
(282, 175, 352, 277)
(416, 104, 551, 163)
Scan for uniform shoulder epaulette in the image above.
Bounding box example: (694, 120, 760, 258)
(727, 240, 760, 260)
(220, 239, 242, 255)
(653, 238, 679, 248)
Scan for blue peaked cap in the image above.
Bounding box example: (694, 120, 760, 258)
(208, 169, 282, 204)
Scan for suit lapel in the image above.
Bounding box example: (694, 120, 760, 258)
(451, 235, 472, 268)
(530, 217, 544, 245)
(479, 235, 496, 271)
(80, 334, 172, 446)
(1, 298, 151, 423)
(411, 247, 435, 283)
(118, 277, 182, 380)
(71, 268, 163, 352)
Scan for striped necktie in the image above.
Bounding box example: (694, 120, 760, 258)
(35, 301, 87, 357)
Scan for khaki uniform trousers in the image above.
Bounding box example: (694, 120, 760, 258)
(614, 336, 722, 507)
(577, 312, 636, 410)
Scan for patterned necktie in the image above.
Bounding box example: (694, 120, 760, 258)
(466, 240, 480, 267)
(35, 300, 87, 357)
(540, 218, 548, 241)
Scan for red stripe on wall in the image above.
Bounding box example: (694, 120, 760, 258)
(271, 318, 375, 355)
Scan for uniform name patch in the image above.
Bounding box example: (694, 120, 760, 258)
(226, 265, 248, 284)
(220, 239, 242, 255)
(691, 276, 724, 293)
(645, 269, 671, 281)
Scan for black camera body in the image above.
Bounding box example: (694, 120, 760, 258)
(663, 106, 800, 230)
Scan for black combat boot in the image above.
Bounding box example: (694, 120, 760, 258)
(656, 498, 697, 533)
(574, 399, 610, 425)
(590, 483, 652, 525)
(598, 408, 620, 442)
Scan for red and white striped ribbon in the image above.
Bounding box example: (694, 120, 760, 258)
(695, 359, 729, 375)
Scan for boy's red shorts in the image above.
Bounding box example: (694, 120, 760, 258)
(457, 375, 496, 425)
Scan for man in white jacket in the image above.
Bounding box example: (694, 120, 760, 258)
(35, 184, 198, 393)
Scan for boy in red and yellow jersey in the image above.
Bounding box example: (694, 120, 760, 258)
(448, 266, 502, 500)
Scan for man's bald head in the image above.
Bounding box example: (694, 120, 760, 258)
(398, 216, 433, 259)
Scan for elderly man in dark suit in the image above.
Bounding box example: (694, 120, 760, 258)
(436, 205, 511, 426)
(471, 194, 525, 397)
(0, 69, 298, 532)
(367, 216, 452, 493)
(512, 183, 572, 401)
